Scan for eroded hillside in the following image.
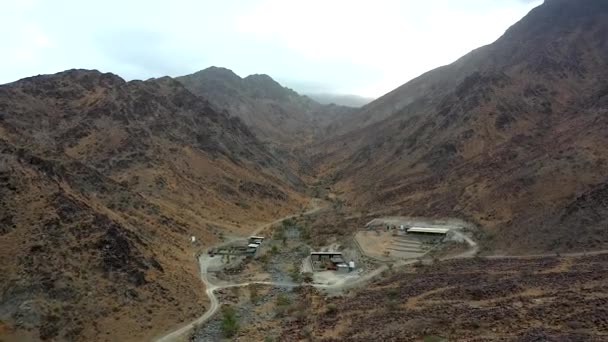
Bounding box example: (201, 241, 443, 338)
(177, 67, 353, 148)
(312, 0, 608, 254)
(0, 70, 308, 341)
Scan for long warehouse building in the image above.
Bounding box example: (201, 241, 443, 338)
(407, 227, 451, 234)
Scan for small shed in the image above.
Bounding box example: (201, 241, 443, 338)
(249, 236, 265, 244)
(336, 263, 350, 274)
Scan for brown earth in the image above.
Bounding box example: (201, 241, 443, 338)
(0, 70, 308, 341)
(3, 0, 608, 340)
(257, 254, 608, 341)
(176, 67, 353, 149)
(310, 0, 608, 254)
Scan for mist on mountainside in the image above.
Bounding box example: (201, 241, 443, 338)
(305, 93, 374, 107)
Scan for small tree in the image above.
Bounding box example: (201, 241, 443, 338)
(276, 293, 291, 307)
(220, 306, 239, 338)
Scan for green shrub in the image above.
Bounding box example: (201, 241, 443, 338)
(276, 293, 291, 307)
(289, 267, 301, 282)
(220, 306, 239, 338)
(282, 218, 295, 228)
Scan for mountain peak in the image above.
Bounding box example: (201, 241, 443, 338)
(192, 66, 242, 83)
(243, 74, 294, 100)
(176, 66, 354, 147)
(243, 73, 275, 83)
(12, 68, 124, 87)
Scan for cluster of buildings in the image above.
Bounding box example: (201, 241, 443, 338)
(208, 236, 265, 257)
(310, 252, 355, 274)
(246, 236, 265, 255)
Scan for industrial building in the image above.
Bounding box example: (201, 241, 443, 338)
(208, 236, 265, 257)
(310, 252, 355, 273)
(406, 227, 450, 235)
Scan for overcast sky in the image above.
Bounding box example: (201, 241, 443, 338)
(1, 0, 542, 97)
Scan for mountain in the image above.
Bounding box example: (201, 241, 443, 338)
(176, 67, 353, 147)
(305, 93, 374, 107)
(313, 0, 608, 254)
(0, 69, 307, 341)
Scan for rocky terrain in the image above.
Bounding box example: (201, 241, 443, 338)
(176, 67, 353, 148)
(265, 254, 608, 341)
(312, 0, 608, 254)
(0, 70, 307, 341)
(2, 0, 608, 341)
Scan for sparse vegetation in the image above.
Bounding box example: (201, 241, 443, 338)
(276, 293, 291, 307)
(220, 306, 239, 338)
(271, 245, 279, 255)
(299, 224, 311, 241)
(289, 266, 301, 282)
(273, 227, 285, 241)
(6, 3, 608, 341)
(282, 218, 295, 228)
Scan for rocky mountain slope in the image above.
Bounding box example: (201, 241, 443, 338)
(259, 254, 608, 341)
(176, 67, 353, 147)
(313, 0, 608, 253)
(0, 70, 307, 341)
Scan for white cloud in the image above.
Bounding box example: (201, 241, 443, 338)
(0, 0, 541, 97)
(235, 0, 541, 96)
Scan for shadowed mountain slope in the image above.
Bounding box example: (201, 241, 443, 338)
(177, 67, 353, 147)
(0, 69, 307, 341)
(314, 0, 608, 254)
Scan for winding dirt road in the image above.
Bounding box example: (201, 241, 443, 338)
(154, 199, 328, 342)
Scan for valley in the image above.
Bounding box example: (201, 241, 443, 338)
(1, 0, 608, 341)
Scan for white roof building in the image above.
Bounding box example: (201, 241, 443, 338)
(407, 227, 450, 234)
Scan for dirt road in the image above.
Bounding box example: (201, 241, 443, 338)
(154, 198, 328, 342)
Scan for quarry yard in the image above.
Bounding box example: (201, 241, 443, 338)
(155, 204, 483, 341)
(355, 231, 430, 260)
